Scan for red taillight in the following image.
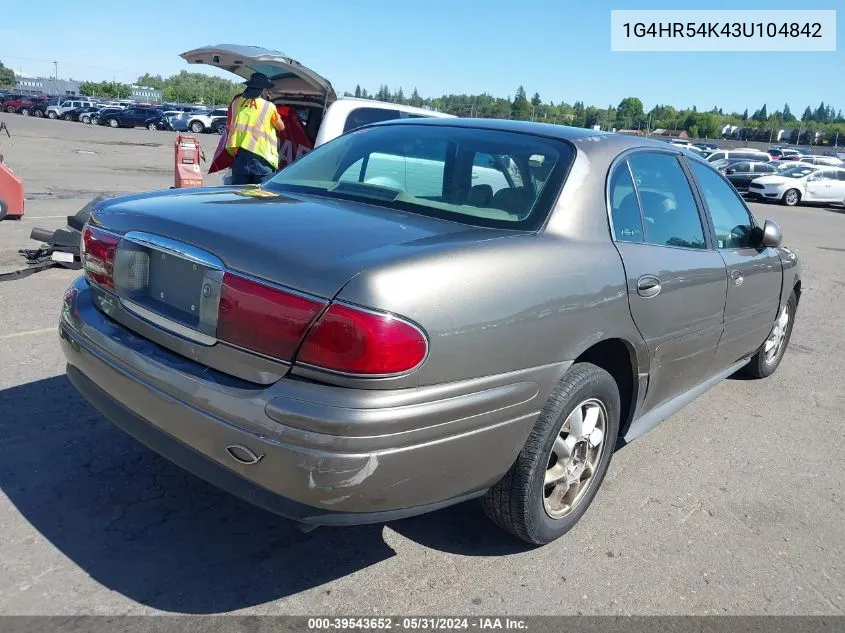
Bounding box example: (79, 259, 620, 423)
(297, 303, 428, 376)
(81, 225, 120, 290)
(217, 272, 325, 361)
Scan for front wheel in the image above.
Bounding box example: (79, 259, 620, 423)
(108, 118, 119, 128)
(33, 110, 43, 118)
(82, 115, 91, 124)
(148, 122, 158, 131)
(482, 363, 620, 545)
(47, 111, 58, 119)
(783, 189, 800, 206)
(20, 108, 30, 116)
(63, 114, 73, 121)
(742, 291, 797, 379)
(5, 106, 15, 113)
(190, 121, 205, 133)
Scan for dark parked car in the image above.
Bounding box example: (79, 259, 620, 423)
(98, 106, 164, 128)
(90, 107, 123, 125)
(62, 106, 99, 122)
(693, 142, 718, 151)
(62, 120, 801, 545)
(719, 160, 780, 193)
(144, 114, 172, 131)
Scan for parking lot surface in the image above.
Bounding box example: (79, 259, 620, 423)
(0, 112, 843, 615)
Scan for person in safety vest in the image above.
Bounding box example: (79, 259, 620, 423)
(225, 72, 285, 185)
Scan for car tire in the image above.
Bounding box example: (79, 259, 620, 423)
(33, 110, 43, 118)
(109, 118, 119, 128)
(482, 362, 620, 545)
(148, 122, 157, 131)
(82, 115, 90, 124)
(0, 199, 8, 221)
(742, 291, 797, 379)
(47, 111, 58, 119)
(783, 189, 801, 206)
(190, 121, 205, 134)
(20, 108, 30, 116)
(5, 106, 15, 113)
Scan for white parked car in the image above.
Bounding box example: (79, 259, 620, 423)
(797, 155, 844, 166)
(706, 149, 771, 163)
(46, 99, 96, 119)
(180, 44, 454, 181)
(186, 108, 229, 133)
(747, 164, 845, 206)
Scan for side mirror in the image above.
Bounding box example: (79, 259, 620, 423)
(726, 167, 736, 175)
(761, 219, 782, 248)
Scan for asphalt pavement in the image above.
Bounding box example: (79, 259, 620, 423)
(0, 112, 842, 616)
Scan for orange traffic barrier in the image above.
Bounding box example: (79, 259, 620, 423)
(0, 161, 24, 220)
(174, 135, 204, 188)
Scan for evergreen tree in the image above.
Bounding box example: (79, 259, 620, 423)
(802, 106, 813, 122)
(410, 87, 422, 107)
(511, 85, 531, 120)
(741, 108, 748, 121)
(396, 87, 405, 104)
(531, 92, 542, 107)
(783, 103, 794, 121)
(354, 84, 361, 98)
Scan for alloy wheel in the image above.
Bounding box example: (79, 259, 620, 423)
(764, 304, 791, 364)
(543, 398, 608, 519)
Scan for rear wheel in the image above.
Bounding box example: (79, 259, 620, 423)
(33, 109, 44, 118)
(47, 110, 58, 119)
(5, 106, 15, 113)
(742, 291, 797, 379)
(783, 189, 800, 206)
(482, 363, 620, 545)
(109, 118, 119, 128)
(148, 122, 157, 131)
(190, 121, 205, 133)
(20, 108, 30, 116)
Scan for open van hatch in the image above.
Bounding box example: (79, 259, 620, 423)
(180, 44, 337, 107)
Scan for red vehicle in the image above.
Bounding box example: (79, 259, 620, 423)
(1, 95, 48, 116)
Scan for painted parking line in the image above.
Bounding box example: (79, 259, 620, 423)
(21, 215, 71, 220)
(0, 327, 57, 340)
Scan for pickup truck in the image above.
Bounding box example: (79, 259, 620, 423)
(180, 45, 454, 177)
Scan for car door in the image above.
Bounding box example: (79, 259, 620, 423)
(804, 170, 839, 201)
(751, 161, 778, 185)
(687, 160, 782, 368)
(609, 151, 728, 410)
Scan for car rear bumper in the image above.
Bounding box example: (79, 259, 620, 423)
(60, 277, 558, 524)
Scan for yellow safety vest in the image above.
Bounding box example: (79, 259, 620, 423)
(225, 96, 279, 169)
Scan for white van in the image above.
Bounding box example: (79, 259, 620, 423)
(180, 44, 454, 168)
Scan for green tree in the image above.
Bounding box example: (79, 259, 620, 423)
(814, 102, 827, 122)
(354, 84, 361, 98)
(395, 87, 405, 104)
(410, 87, 422, 107)
(511, 85, 530, 120)
(751, 104, 767, 122)
(136, 73, 165, 89)
(782, 103, 795, 122)
(0, 59, 14, 88)
(741, 108, 749, 121)
(802, 106, 813, 122)
(615, 96, 644, 129)
(531, 92, 542, 108)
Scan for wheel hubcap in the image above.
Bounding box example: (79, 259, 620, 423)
(787, 191, 797, 204)
(764, 304, 790, 363)
(543, 398, 607, 519)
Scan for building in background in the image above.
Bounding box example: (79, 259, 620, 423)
(14, 76, 82, 96)
(131, 85, 162, 103)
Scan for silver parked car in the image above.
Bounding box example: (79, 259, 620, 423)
(60, 119, 801, 545)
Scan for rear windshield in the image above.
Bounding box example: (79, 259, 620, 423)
(264, 124, 574, 230)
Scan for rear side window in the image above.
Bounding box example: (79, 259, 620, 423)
(343, 107, 402, 133)
(689, 161, 756, 249)
(837, 171, 845, 181)
(627, 153, 706, 250)
(608, 163, 644, 243)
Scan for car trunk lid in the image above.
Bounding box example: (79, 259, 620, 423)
(180, 44, 337, 107)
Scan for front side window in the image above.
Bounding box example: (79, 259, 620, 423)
(689, 161, 756, 249)
(627, 153, 706, 249)
(267, 124, 574, 230)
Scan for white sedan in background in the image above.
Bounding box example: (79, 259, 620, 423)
(747, 164, 845, 206)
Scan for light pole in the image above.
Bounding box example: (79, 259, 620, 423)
(53, 61, 58, 95)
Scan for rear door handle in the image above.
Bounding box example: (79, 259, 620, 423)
(636, 275, 661, 298)
(731, 270, 744, 286)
